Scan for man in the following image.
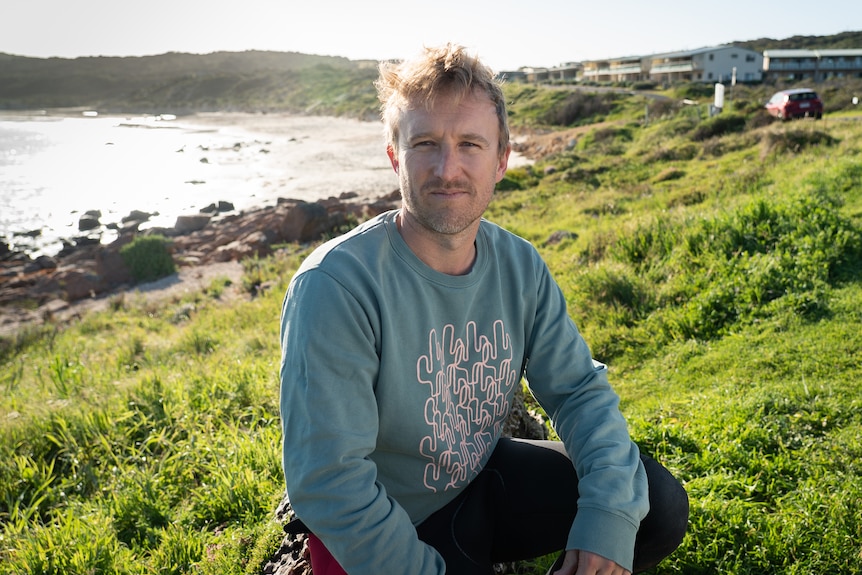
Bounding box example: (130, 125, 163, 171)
(280, 44, 688, 575)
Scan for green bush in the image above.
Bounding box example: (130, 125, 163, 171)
(690, 112, 748, 141)
(119, 235, 176, 283)
(673, 82, 716, 100)
(541, 91, 619, 126)
(497, 166, 539, 191)
(760, 128, 838, 156)
(610, 191, 862, 343)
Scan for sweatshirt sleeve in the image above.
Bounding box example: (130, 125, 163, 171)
(525, 263, 649, 572)
(279, 269, 446, 575)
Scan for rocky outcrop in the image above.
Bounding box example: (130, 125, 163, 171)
(0, 190, 400, 335)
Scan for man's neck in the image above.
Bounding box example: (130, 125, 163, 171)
(396, 211, 478, 276)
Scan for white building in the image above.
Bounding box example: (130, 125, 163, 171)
(578, 46, 762, 84)
(648, 46, 763, 84)
(763, 49, 862, 82)
(581, 56, 647, 83)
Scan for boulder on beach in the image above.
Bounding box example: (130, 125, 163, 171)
(173, 214, 211, 234)
(78, 210, 102, 231)
(200, 201, 236, 214)
(122, 210, 155, 224)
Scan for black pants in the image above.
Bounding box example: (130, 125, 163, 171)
(415, 438, 689, 574)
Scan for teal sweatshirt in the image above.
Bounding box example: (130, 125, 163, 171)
(279, 210, 648, 574)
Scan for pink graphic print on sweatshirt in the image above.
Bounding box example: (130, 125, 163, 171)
(417, 320, 518, 493)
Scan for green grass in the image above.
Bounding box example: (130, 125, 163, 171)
(0, 269, 296, 575)
(2, 90, 862, 574)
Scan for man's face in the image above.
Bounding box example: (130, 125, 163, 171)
(388, 89, 510, 238)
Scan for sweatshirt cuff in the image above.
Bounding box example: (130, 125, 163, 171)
(567, 506, 639, 572)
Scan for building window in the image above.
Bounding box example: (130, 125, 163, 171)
(709, 54, 714, 61)
(732, 53, 739, 59)
(746, 55, 755, 62)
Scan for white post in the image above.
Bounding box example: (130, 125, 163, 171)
(712, 83, 725, 116)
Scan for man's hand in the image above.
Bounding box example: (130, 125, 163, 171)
(549, 549, 631, 575)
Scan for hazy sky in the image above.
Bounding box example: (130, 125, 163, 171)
(2, 0, 856, 70)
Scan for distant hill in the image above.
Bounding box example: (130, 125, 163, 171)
(1, 30, 859, 115)
(0, 50, 381, 118)
(730, 30, 862, 53)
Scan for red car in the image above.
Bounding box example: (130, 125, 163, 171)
(765, 88, 823, 120)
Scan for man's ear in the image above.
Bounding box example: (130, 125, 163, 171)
(386, 145, 399, 173)
(495, 143, 511, 183)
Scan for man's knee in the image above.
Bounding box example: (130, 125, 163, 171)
(634, 455, 689, 572)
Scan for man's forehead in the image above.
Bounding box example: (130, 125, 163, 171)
(404, 87, 495, 112)
(400, 91, 497, 127)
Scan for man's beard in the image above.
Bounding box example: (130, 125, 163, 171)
(401, 177, 491, 236)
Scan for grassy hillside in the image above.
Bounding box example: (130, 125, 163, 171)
(732, 30, 862, 52)
(1, 81, 861, 574)
(492, 93, 862, 572)
(0, 51, 381, 118)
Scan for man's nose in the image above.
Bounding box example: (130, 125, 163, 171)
(433, 145, 462, 180)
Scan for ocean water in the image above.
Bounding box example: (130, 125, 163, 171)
(0, 112, 294, 256)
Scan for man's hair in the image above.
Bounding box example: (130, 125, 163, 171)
(375, 43, 509, 155)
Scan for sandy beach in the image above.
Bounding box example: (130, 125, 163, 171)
(173, 111, 530, 208)
(178, 112, 400, 206)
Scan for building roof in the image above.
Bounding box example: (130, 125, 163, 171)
(765, 49, 862, 58)
(649, 45, 761, 59)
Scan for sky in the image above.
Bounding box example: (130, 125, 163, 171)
(1, 0, 857, 71)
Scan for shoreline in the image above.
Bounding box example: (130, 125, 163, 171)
(1, 110, 537, 336)
(0, 110, 412, 336)
(2, 110, 531, 258)
(0, 111, 401, 257)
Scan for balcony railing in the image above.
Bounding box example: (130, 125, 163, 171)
(767, 59, 862, 71)
(651, 62, 694, 73)
(609, 66, 642, 74)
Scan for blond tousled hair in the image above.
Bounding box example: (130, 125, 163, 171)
(375, 43, 510, 155)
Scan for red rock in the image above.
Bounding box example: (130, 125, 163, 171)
(1, 191, 400, 332)
(54, 267, 101, 301)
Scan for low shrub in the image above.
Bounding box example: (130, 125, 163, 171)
(690, 113, 748, 141)
(541, 91, 619, 126)
(119, 235, 176, 283)
(760, 128, 838, 157)
(647, 142, 700, 162)
(746, 108, 776, 129)
(673, 82, 716, 100)
(576, 126, 633, 155)
(609, 190, 861, 342)
(497, 166, 539, 191)
(653, 167, 686, 183)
